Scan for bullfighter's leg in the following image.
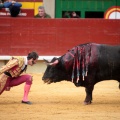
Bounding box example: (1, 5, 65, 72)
(84, 85, 94, 105)
(8, 75, 33, 104)
(22, 83, 32, 104)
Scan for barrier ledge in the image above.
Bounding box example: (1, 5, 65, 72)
(0, 56, 60, 61)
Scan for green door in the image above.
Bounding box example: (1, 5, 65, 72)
(55, 0, 119, 18)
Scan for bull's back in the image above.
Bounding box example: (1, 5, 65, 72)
(90, 43, 120, 81)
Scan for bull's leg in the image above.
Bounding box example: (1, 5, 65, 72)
(84, 86, 94, 105)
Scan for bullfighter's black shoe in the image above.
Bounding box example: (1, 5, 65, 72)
(21, 100, 32, 105)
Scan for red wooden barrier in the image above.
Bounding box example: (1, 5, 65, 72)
(0, 8, 34, 17)
(0, 18, 120, 56)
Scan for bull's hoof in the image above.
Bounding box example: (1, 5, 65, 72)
(84, 101, 92, 105)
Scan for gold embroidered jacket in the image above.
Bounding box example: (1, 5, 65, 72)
(0, 56, 25, 77)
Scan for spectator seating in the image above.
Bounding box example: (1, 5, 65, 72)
(0, 8, 34, 17)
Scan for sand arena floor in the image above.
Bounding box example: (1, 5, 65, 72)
(0, 73, 120, 120)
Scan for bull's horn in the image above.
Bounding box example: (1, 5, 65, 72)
(43, 59, 59, 66)
(43, 58, 50, 63)
(50, 59, 59, 66)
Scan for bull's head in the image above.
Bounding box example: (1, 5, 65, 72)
(42, 57, 67, 84)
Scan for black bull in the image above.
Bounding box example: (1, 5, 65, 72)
(42, 43, 120, 105)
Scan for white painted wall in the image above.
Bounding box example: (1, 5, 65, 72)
(0, 60, 46, 73)
(43, 0, 55, 18)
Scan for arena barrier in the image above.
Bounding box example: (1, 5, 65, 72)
(0, 18, 120, 57)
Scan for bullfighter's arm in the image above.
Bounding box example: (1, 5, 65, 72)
(0, 57, 19, 74)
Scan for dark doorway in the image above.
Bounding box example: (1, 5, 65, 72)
(85, 11, 104, 18)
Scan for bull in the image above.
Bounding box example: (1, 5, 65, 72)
(42, 43, 120, 105)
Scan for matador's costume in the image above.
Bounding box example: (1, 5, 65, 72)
(0, 56, 32, 104)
